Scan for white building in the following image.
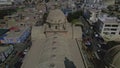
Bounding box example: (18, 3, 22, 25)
(97, 14, 120, 41)
(0, 0, 14, 5)
(46, 9, 67, 32)
(83, 8, 100, 25)
(103, 0, 115, 6)
(84, 0, 101, 4)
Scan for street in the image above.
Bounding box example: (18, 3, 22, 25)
(80, 16, 106, 68)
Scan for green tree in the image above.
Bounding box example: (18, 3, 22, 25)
(107, 5, 116, 11)
(43, 13, 48, 23)
(67, 10, 82, 22)
(45, 0, 49, 3)
(67, 13, 74, 22)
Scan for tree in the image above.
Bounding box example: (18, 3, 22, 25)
(117, 15, 120, 19)
(43, 13, 48, 23)
(45, 0, 49, 3)
(107, 5, 116, 11)
(67, 13, 74, 22)
(67, 10, 82, 22)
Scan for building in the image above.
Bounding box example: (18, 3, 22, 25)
(21, 8, 85, 68)
(0, 0, 14, 5)
(84, 0, 101, 4)
(61, 1, 78, 16)
(0, 0, 22, 8)
(84, 0, 103, 8)
(46, 9, 67, 32)
(0, 29, 9, 36)
(0, 26, 31, 44)
(46, 0, 77, 16)
(103, 0, 115, 6)
(96, 14, 120, 41)
(0, 20, 8, 28)
(14, 0, 25, 5)
(3, 11, 35, 28)
(0, 26, 32, 68)
(0, 45, 14, 64)
(0, 0, 25, 5)
(84, 0, 115, 6)
(21, 34, 85, 68)
(83, 8, 100, 25)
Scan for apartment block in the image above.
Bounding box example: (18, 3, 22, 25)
(0, 0, 14, 5)
(96, 14, 120, 41)
(83, 8, 100, 25)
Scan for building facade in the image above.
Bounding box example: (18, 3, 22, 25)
(96, 14, 120, 41)
(103, 0, 115, 6)
(83, 8, 100, 25)
(0, 0, 14, 5)
(0, 26, 32, 68)
(46, 9, 67, 32)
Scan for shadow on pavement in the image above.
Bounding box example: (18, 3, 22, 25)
(64, 57, 76, 68)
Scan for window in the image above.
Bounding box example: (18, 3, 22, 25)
(8, 17, 11, 19)
(111, 32, 115, 34)
(21, 24, 23, 26)
(111, 28, 117, 31)
(104, 28, 110, 31)
(48, 24, 51, 28)
(1, 22, 5, 24)
(112, 25, 118, 27)
(103, 32, 109, 35)
(105, 25, 111, 27)
(55, 26, 57, 29)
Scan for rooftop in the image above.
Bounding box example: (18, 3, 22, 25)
(0, 29, 9, 36)
(98, 14, 119, 23)
(21, 34, 85, 68)
(88, 8, 100, 13)
(0, 45, 9, 52)
(0, 26, 31, 44)
(47, 9, 67, 24)
(6, 26, 29, 38)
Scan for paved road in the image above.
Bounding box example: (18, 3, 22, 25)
(81, 16, 107, 68)
(80, 16, 98, 51)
